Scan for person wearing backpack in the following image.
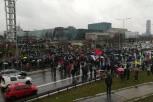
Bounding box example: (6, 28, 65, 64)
(105, 74, 112, 96)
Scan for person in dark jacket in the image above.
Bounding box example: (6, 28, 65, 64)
(0, 75, 2, 83)
(126, 64, 130, 80)
(126, 68, 130, 80)
(151, 64, 153, 75)
(105, 74, 112, 96)
(135, 71, 139, 81)
(89, 62, 93, 76)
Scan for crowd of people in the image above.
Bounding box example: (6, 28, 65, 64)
(1, 41, 153, 95)
(0, 42, 152, 79)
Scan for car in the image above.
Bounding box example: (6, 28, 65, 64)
(4, 83, 38, 101)
(0, 74, 32, 91)
(0, 69, 27, 76)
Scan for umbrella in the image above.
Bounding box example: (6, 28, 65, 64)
(135, 61, 140, 65)
(100, 56, 104, 58)
(132, 68, 140, 72)
(126, 62, 134, 65)
(140, 56, 144, 59)
(3, 62, 8, 65)
(32, 60, 35, 62)
(2, 59, 5, 62)
(116, 67, 124, 75)
(23, 56, 27, 59)
(14, 61, 19, 64)
(90, 55, 99, 61)
(30, 54, 34, 56)
(114, 56, 119, 60)
(30, 56, 33, 58)
(117, 68, 124, 72)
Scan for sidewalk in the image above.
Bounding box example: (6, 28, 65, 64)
(74, 82, 153, 102)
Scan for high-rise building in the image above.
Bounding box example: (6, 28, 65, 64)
(146, 20, 151, 35)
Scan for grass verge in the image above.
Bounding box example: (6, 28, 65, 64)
(134, 94, 153, 102)
(32, 71, 153, 102)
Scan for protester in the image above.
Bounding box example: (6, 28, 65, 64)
(151, 64, 153, 75)
(1, 41, 153, 86)
(105, 74, 112, 96)
(126, 67, 130, 80)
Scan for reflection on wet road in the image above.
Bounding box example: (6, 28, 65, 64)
(0, 69, 99, 102)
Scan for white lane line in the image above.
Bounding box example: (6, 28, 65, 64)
(37, 74, 82, 88)
(37, 70, 99, 88)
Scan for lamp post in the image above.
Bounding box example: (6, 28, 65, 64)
(117, 18, 131, 49)
(117, 18, 131, 29)
(24, 31, 29, 55)
(15, 26, 18, 57)
(14, 0, 18, 57)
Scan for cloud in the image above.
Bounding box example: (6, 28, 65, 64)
(0, 0, 152, 34)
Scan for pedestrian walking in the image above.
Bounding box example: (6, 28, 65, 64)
(120, 71, 124, 81)
(71, 67, 75, 77)
(94, 68, 97, 80)
(126, 68, 130, 80)
(105, 74, 112, 96)
(0, 74, 2, 83)
(134, 71, 139, 81)
(126, 64, 130, 80)
(142, 62, 145, 71)
(151, 64, 153, 75)
(53, 66, 56, 77)
(147, 65, 151, 75)
(89, 62, 93, 76)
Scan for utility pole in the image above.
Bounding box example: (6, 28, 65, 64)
(24, 31, 29, 55)
(117, 18, 131, 49)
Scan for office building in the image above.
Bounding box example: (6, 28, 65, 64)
(146, 20, 151, 35)
(88, 22, 111, 32)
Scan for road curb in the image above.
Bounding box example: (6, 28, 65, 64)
(73, 82, 153, 102)
(127, 91, 153, 102)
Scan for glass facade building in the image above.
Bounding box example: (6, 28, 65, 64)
(17, 26, 103, 41)
(88, 22, 112, 32)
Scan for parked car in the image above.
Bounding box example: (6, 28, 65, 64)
(0, 74, 32, 91)
(4, 83, 38, 101)
(0, 69, 27, 76)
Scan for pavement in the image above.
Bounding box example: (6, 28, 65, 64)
(74, 82, 153, 102)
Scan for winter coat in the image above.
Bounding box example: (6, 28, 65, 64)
(105, 75, 112, 85)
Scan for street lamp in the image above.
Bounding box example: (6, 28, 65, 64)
(117, 18, 131, 29)
(24, 31, 30, 55)
(117, 18, 131, 49)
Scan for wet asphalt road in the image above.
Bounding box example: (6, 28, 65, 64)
(0, 69, 97, 102)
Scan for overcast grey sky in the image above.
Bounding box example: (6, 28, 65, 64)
(0, 0, 153, 34)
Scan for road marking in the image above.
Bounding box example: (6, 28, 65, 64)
(37, 71, 99, 88)
(37, 74, 82, 88)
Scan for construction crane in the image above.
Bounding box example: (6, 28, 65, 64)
(4, 0, 17, 42)
(4, 0, 18, 56)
